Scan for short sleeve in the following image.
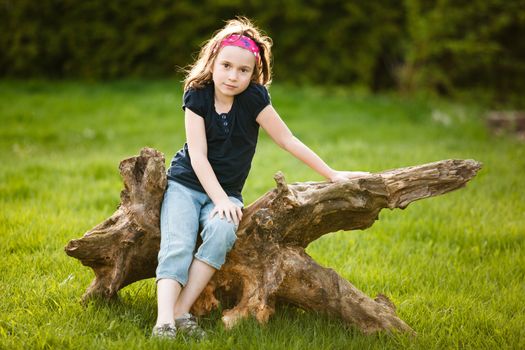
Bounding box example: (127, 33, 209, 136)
(182, 88, 206, 117)
(245, 84, 271, 119)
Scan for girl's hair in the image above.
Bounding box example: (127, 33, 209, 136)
(183, 17, 273, 91)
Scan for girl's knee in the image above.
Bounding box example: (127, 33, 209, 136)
(195, 220, 237, 269)
(202, 217, 238, 249)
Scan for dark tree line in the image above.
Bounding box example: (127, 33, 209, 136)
(1, 0, 524, 105)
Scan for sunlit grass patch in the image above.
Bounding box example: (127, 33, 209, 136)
(1, 80, 523, 349)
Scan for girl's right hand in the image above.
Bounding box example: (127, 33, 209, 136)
(328, 170, 371, 183)
(209, 198, 243, 225)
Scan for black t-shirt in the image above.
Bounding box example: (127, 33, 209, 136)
(167, 82, 271, 201)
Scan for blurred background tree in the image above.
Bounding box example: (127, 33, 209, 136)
(398, 0, 525, 103)
(1, 0, 523, 106)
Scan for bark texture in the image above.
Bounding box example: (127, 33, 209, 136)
(65, 147, 482, 334)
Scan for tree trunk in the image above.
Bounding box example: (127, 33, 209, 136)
(65, 147, 482, 335)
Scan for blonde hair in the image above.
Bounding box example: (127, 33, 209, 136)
(183, 17, 273, 91)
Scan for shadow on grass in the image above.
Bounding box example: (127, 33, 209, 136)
(79, 281, 410, 349)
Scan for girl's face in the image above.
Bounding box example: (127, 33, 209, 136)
(211, 45, 256, 100)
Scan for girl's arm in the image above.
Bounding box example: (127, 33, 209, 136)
(256, 105, 370, 182)
(185, 109, 243, 224)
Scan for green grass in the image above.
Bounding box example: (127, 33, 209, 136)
(1, 80, 524, 349)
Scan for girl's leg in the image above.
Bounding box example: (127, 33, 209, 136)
(155, 181, 204, 326)
(173, 259, 216, 318)
(173, 197, 242, 317)
(156, 279, 182, 325)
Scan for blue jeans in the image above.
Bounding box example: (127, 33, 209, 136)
(156, 180, 243, 286)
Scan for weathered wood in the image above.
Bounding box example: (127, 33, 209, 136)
(65, 147, 481, 334)
(65, 147, 166, 299)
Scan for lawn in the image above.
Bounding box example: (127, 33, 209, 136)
(0, 80, 523, 349)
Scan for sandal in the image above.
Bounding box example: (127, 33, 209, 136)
(174, 313, 207, 340)
(151, 323, 177, 339)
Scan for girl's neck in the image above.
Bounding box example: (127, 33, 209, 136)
(214, 90, 234, 114)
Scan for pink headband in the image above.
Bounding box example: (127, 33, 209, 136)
(218, 34, 261, 63)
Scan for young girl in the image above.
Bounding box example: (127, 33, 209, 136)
(153, 17, 369, 339)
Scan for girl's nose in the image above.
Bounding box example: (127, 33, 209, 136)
(228, 70, 238, 81)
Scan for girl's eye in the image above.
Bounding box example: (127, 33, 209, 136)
(222, 63, 230, 68)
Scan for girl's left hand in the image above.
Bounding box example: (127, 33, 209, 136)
(328, 170, 371, 183)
